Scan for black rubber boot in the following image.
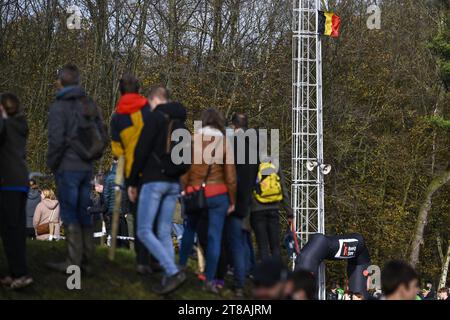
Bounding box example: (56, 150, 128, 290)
(47, 224, 83, 272)
(81, 226, 95, 275)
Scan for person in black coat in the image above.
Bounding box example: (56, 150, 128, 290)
(220, 113, 259, 296)
(87, 175, 107, 245)
(0, 93, 33, 289)
(250, 160, 292, 262)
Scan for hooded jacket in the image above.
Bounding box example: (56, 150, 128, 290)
(47, 86, 106, 172)
(0, 113, 29, 190)
(110, 93, 151, 180)
(33, 199, 60, 240)
(129, 102, 187, 186)
(26, 188, 41, 228)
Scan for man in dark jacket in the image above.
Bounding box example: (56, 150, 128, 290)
(422, 281, 436, 300)
(25, 179, 41, 238)
(222, 113, 259, 297)
(46, 64, 108, 273)
(0, 93, 33, 289)
(128, 86, 187, 294)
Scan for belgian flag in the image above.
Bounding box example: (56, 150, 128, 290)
(318, 11, 341, 38)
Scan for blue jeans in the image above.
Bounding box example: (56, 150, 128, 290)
(137, 182, 180, 277)
(172, 223, 184, 241)
(55, 171, 93, 226)
(225, 216, 246, 289)
(179, 194, 229, 282)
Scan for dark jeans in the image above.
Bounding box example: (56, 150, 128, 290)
(55, 170, 93, 226)
(243, 230, 255, 276)
(197, 218, 228, 282)
(224, 216, 246, 289)
(179, 194, 229, 282)
(26, 227, 35, 239)
(210, 218, 251, 288)
(0, 191, 28, 277)
(251, 210, 281, 261)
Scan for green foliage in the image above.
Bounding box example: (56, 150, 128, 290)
(322, 0, 450, 284)
(428, 10, 450, 88)
(426, 115, 450, 130)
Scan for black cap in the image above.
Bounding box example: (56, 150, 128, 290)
(253, 258, 290, 288)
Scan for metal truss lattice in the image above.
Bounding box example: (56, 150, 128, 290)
(292, 0, 326, 300)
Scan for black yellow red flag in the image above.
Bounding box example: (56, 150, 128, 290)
(318, 11, 341, 38)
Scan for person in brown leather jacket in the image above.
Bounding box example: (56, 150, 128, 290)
(179, 108, 236, 293)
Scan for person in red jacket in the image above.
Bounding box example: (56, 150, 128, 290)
(110, 75, 155, 274)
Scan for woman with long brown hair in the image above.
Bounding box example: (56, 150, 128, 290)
(179, 108, 236, 293)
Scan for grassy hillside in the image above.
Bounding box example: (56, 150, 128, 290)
(0, 240, 240, 300)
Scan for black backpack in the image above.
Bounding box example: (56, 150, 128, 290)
(67, 97, 108, 161)
(153, 112, 191, 178)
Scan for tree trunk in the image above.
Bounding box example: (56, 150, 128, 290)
(228, 0, 240, 49)
(132, 0, 150, 75)
(409, 169, 450, 268)
(439, 241, 450, 289)
(437, 235, 444, 264)
(167, 0, 177, 90)
(212, 0, 223, 58)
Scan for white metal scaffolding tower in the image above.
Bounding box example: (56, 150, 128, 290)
(292, 0, 326, 299)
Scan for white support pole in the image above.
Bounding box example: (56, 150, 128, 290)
(292, 0, 326, 299)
